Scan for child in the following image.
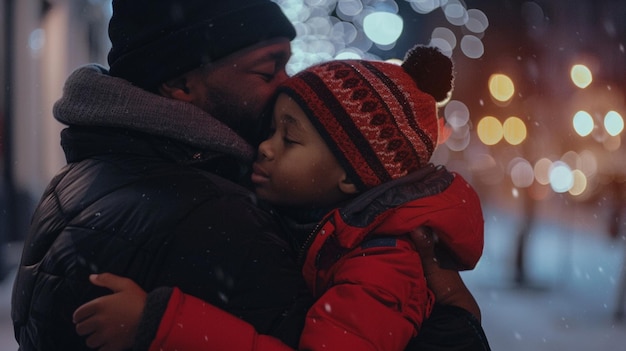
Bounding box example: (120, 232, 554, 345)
(73, 46, 487, 351)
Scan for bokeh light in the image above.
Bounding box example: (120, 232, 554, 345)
(444, 100, 470, 127)
(465, 9, 489, 33)
(477, 116, 503, 145)
(549, 161, 574, 193)
(409, 0, 443, 14)
(568, 169, 587, 196)
(534, 158, 553, 185)
(604, 110, 624, 136)
(445, 123, 471, 151)
(509, 158, 534, 188)
(443, 1, 468, 26)
(573, 110, 594, 137)
(502, 116, 527, 145)
(337, 0, 364, 17)
(29, 29, 46, 57)
(431, 27, 457, 54)
(570, 64, 593, 89)
(363, 12, 403, 45)
(488, 74, 515, 102)
(460, 35, 484, 59)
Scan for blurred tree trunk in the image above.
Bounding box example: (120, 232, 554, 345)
(514, 188, 536, 286)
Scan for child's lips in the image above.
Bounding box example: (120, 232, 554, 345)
(251, 163, 270, 184)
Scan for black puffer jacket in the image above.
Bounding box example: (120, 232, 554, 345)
(11, 65, 310, 351)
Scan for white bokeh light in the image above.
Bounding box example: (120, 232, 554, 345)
(431, 27, 457, 50)
(460, 35, 484, 59)
(429, 38, 454, 56)
(604, 110, 624, 136)
(573, 110, 594, 137)
(549, 161, 574, 193)
(336, 0, 364, 17)
(408, 0, 443, 14)
(29, 29, 46, 55)
(465, 9, 489, 33)
(443, 1, 469, 26)
(363, 12, 404, 45)
(509, 158, 535, 188)
(444, 100, 470, 128)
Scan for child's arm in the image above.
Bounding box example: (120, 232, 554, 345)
(147, 236, 425, 351)
(73, 273, 147, 351)
(74, 274, 295, 351)
(146, 286, 294, 351)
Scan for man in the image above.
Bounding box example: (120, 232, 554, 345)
(11, 0, 488, 350)
(12, 1, 306, 350)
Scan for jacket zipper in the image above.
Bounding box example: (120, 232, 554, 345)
(297, 217, 330, 266)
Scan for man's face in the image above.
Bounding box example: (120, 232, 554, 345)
(184, 38, 292, 142)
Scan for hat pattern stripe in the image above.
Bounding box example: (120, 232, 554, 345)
(357, 61, 429, 171)
(291, 70, 392, 189)
(361, 61, 436, 165)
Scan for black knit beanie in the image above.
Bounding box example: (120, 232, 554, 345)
(108, 0, 296, 91)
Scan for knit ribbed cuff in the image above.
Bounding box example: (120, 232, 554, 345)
(133, 287, 173, 351)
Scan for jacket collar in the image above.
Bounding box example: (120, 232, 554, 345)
(60, 125, 250, 182)
(339, 164, 453, 227)
(53, 64, 256, 164)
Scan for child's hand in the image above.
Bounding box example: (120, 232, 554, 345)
(73, 273, 147, 351)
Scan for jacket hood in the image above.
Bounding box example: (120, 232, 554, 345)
(53, 64, 255, 162)
(324, 165, 484, 270)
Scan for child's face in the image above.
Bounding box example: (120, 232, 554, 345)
(252, 93, 351, 208)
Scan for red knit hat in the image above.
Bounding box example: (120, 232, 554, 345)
(279, 46, 454, 191)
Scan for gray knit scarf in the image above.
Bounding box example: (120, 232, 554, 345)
(53, 64, 255, 162)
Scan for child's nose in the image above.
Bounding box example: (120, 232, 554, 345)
(257, 140, 274, 160)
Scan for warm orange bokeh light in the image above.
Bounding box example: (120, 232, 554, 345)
(488, 74, 515, 102)
(477, 116, 503, 145)
(503, 116, 527, 145)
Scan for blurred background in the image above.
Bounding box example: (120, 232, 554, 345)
(1, 0, 626, 350)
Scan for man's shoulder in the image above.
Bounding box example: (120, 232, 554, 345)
(75, 155, 251, 199)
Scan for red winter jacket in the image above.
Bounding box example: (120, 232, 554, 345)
(147, 167, 484, 351)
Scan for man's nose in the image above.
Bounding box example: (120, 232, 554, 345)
(275, 69, 289, 84)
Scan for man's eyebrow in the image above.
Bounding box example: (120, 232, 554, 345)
(268, 48, 290, 61)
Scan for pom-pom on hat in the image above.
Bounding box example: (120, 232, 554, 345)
(279, 46, 453, 191)
(108, 0, 296, 92)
